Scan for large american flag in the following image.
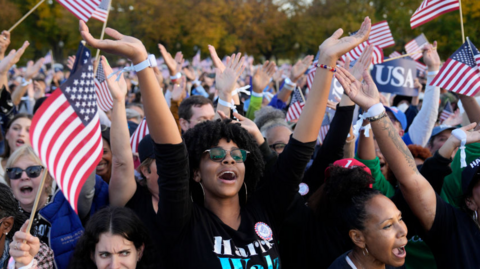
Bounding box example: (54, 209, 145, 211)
(431, 39, 480, 96)
(95, 61, 113, 111)
(405, 34, 429, 60)
(285, 87, 305, 122)
(411, 0, 460, 29)
(56, 0, 102, 22)
(369, 21, 395, 49)
(131, 117, 149, 153)
(316, 113, 331, 145)
(30, 43, 103, 213)
(91, 0, 110, 22)
(341, 41, 384, 65)
(439, 100, 454, 123)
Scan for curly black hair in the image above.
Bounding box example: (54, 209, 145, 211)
(309, 165, 381, 245)
(183, 119, 264, 205)
(0, 184, 26, 240)
(68, 207, 158, 269)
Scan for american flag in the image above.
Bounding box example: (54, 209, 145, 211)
(316, 113, 331, 145)
(56, 0, 102, 22)
(411, 0, 460, 29)
(91, 0, 110, 22)
(30, 43, 102, 213)
(389, 51, 402, 58)
(431, 39, 480, 96)
(439, 101, 454, 123)
(94, 61, 113, 111)
(405, 34, 429, 60)
(369, 21, 395, 49)
(306, 51, 320, 92)
(131, 117, 149, 153)
(43, 51, 53, 65)
(341, 41, 384, 65)
(192, 50, 201, 69)
(285, 87, 305, 122)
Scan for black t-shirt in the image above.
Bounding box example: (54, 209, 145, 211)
(22, 210, 51, 246)
(155, 137, 314, 268)
(125, 181, 163, 259)
(423, 194, 480, 269)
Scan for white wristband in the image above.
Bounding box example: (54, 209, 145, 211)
(452, 128, 467, 168)
(21, 78, 32, 87)
(218, 98, 232, 108)
(360, 124, 372, 137)
(365, 103, 385, 118)
(251, 91, 263, 98)
(108, 54, 157, 81)
(427, 70, 439, 77)
(170, 72, 181, 80)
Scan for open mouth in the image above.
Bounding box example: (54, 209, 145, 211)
(96, 162, 107, 170)
(380, 162, 386, 169)
(218, 171, 237, 183)
(20, 186, 33, 194)
(392, 246, 406, 259)
(16, 139, 25, 147)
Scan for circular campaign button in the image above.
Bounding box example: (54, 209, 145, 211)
(254, 222, 273, 241)
(298, 183, 309, 196)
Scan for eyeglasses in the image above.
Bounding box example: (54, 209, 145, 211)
(204, 148, 250, 163)
(6, 165, 44, 180)
(269, 143, 286, 153)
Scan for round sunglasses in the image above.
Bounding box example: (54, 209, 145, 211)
(204, 148, 250, 163)
(6, 165, 44, 180)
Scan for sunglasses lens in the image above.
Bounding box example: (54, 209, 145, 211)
(209, 148, 226, 161)
(26, 166, 43, 177)
(230, 149, 246, 162)
(7, 168, 22, 180)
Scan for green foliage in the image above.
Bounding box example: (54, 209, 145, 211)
(2, 0, 480, 65)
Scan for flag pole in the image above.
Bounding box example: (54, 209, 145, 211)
(94, 1, 112, 75)
(25, 169, 49, 234)
(383, 47, 436, 63)
(9, 0, 46, 32)
(459, 0, 465, 43)
(297, 87, 306, 103)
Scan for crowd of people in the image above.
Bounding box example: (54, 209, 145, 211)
(0, 16, 479, 269)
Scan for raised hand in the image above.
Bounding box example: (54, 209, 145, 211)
(9, 220, 40, 267)
(183, 66, 196, 81)
(423, 41, 440, 71)
(336, 66, 380, 110)
(25, 58, 45, 80)
(273, 69, 284, 82)
(252, 61, 276, 93)
(67, 55, 76, 70)
(217, 111, 264, 145)
(79, 21, 147, 64)
(0, 30, 11, 59)
(158, 44, 184, 76)
(290, 55, 313, 83)
(0, 41, 29, 75)
(319, 17, 371, 61)
(215, 53, 245, 96)
(101, 56, 127, 101)
(208, 45, 226, 72)
(346, 45, 373, 81)
(171, 76, 187, 102)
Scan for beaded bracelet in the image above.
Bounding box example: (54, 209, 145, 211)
(315, 63, 336, 73)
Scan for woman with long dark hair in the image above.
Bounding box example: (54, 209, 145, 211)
(79, 16, 372, 268)
(69, 207, 157, 269)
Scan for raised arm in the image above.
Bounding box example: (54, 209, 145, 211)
(406, 42, 441, 146)
(459, 94, 480, 126)
(0, 30, 11, 60)
(12, 58, 44, 106)
(336, 65, 437, 230)
(276, 55, 313, 103)
(246, 61, 276, 120)
(80, 21, 181, 144)
(99, 56, 137, 206)
(0, 41, 29, 91)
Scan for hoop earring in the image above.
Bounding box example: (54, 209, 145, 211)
(199, 182, 205, 198)
(363, 246, 369, 256)
(244, 182, 248, 203)
(474, 210, 478, 223)
(190, 182, 206, 203)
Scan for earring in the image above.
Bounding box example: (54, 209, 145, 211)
(363, 247, 369, 256)
(244, 182, 247, 202)
(474, 210, 478, 222)
(199, 182, 205, 198)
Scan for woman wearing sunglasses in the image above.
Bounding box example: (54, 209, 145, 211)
(4, 145, 109, 269)
(80, 15, 371, 268)
(0, 184, 54, 269)
(0, 114, 32, 186)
